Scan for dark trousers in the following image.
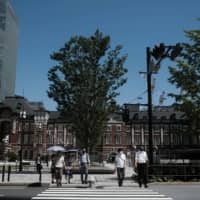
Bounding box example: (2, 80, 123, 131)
(80, 163, 88, 183)
(137, 163, 148, 186)
(55, 167, 63, 187)
(51, 167, 56, 183)
(117, 167, 125, 186)
(65, 169, 73, 183)
(36, 163, 42, 173)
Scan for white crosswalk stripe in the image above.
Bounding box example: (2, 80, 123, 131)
(32, 187, 173, 200)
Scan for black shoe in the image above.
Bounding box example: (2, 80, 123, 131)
(57, 182, 62, 187)
(119, 182, 122, 187)
(144, 184, 148, 188)
(139, 184, 142, 188)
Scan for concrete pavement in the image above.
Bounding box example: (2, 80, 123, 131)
(0, 162, 138, 188)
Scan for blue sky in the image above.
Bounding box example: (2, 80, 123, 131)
(11, 0, 200, 111)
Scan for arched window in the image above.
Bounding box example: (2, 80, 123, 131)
(132, 113, 139, 120)
(161, 116, 167, 120)
(170, 113, 176, 120)
(142, 116, 147, 120)
(152, 115, 157, 120)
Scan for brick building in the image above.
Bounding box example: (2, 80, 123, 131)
(0, 96, 200, 163)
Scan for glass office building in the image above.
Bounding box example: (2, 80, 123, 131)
(0, 0, 18, 101)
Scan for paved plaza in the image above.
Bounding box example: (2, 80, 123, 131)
(0, 163, 200, 200)
(0, 163, 136, 186)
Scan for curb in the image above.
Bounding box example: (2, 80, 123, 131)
(0, 197, 31, 200)
(149, 181, 200, 185)
(0, 182, 50, 187)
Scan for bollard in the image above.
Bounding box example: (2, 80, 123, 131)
(2, 165, 5, 182)
(88, 175, 96, 188)
(7, 165, 11, 182)
(15, 160, 18, 172)
(39, 170, 42, 183)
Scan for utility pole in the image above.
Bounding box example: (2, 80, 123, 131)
(147, 47, 153, 165)
(145, 43, 183, 165)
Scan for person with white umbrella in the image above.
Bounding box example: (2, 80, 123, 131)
(47, 146, 66, 152)
(54, 151, 65, 187)
(47, 146, 66, 186)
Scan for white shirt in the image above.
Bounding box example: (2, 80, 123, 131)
(55, 155, 65, 168)
(115, 152, 126, 168)
(80, 153, 90, 164)
(135, 150, 148, 164)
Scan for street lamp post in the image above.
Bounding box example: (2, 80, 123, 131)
(34, 111, 49, 183)
(146, 43, 183, 165)
(19, 110, 26, 172)
(34, 112, 49, 155)
(146, 47, 154, 166)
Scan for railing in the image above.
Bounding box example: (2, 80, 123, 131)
(0, 161, 49, 183)
(1, 165, 11, 182)
(149, 164, 200, 181)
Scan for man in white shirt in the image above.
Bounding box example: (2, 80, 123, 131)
(135, 146, 148, 188)
(79, 148, 90, 184)
(115, 148, 126, 187)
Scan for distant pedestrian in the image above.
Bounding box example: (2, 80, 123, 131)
(50, 154, 56, 184)
(35, 153, 43, 182)
(35, 154, 42, 173)
(135, 146, 148, 188)
(126, 149, 132, 167)
(55, 151, 65, 187)
(79, 148, 90, 184)
(45, 154, 49, 167)
(64, 153, 73, 184)
(115, 148, 126, 187)
(65, 163, 73, 184)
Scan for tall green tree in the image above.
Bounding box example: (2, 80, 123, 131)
(168, 20, 200, 135)
(48, 30, 127, 151)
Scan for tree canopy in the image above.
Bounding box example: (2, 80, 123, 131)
(47, 30, 127, 151)
(168, 20, 200, 134)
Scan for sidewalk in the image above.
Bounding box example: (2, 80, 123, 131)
(0, 163, 138, 187)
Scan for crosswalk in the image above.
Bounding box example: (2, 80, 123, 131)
(32, 187, 173, 200)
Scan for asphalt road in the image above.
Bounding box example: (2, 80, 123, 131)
(0, 183, 199, 200)
(150, 184, 200, 200)
(0, 185, 47, 200)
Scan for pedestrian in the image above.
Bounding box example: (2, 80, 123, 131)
(126, 149, 132, 167)
(79, 148, 90, 184)
(135, 146, 148, 188)
(35, 153, 42, 173)
(64, 153, 73, 184)
(65, 163, 73, 184)
(45, 154, 49, 167)
(55, 151, 65, 187)
(50, 154, 56, 184)
(115, 148, 126, 187)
